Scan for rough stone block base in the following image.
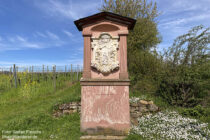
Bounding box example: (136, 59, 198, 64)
(80, 80, 130, 136)
(80, 135, 126, 140)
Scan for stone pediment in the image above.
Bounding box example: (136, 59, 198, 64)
(74, 12, 136, 31)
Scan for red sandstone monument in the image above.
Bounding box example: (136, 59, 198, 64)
(74, 12, 136, 139)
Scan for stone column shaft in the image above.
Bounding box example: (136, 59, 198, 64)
(119, 30, 128, 79)
(82, 34, 91, 78)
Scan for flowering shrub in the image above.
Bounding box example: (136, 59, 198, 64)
(0, 74, 12, 90)
(130, 111, 210, 140)
(19, 80, 40, 99)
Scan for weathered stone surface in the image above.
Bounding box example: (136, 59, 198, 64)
(76, 12, 136, 138)
(63, 110, 74, 114)
(137, 112, 142, 117)
(148, 101, 154, 105)
(139, 100, 149, 105)
(91, 33, 119, 74)
(77, 106, 81, 110)
(130, 113, 138, 118)
(59, 103, 69, 110)
(53, 111, 62, 117)
(53, 102, 81, 117)
(130, 107, 138, 112)
(130, 112, 142, 118)
(83, 127, 129, 136)
(81, 86, 130, 136)
(138, 106, 149, 113)
(130, 102, 138, 107)
(69, 106, 77, 109)
(130, 117, 139, 126)
(53, 99, 160, 127)
(147, 104, 159, 112)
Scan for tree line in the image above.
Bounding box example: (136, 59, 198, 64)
(100, 0, 210, 107)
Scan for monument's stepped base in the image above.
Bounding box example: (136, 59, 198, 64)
(80, 135, 126, 140)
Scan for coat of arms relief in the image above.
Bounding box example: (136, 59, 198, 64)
(91, 33, 119, 74)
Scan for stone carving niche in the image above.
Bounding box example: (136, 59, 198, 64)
(91, 33, 119, 74)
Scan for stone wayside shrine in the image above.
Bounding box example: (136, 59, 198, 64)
(74, 12, 136, 139)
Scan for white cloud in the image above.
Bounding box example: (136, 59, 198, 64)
(35, 0, 100, 20)
(35, 31, 66, 46)
(159, 13, 210, 28)
(47, 0, 78, 20)
(22, 42, 42, 49)
(157, 0, 210, 27)
(0, 35, 44, 51)
(46, 31, 60, 40)
(156, 0, 210, 52)
(35, 32, 47, 38)
(15, 36, 43, 49)
(0, 31, 68, 52)
(157, 0, 210, 15)
(16, 35, 27, 42)
(63, 30, 73, 38)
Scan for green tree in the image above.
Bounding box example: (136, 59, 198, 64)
(164, 25, 210, 66)
(100, 0, 159, 20)
(100, 0, 162, 86)
(158, 25, 210, 107)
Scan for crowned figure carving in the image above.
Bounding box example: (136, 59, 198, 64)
(91, 33, 119, 73)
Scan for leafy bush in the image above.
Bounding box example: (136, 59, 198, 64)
(157, 66, 207, 107)
(181, 105, 209, 118)
(157, 25, 210, 107)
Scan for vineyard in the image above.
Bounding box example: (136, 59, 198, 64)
(0, 64, 82, 105)
(0, 64, 82, 139)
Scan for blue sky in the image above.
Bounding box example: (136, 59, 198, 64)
(0, 0, 210, 67)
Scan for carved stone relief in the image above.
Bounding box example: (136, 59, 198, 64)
(91, 33, 119, 73)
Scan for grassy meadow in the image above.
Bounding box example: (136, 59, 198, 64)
(0, 64, 209, 140)
(0, 71, 82, 140)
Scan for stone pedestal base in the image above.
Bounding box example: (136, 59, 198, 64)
(80, 135, 126, 140)
(80, 79, 130, 136)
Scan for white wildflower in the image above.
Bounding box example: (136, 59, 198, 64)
(130, 110, 210, 140)
(129, 97, 140, 103)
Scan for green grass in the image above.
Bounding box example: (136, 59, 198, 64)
(0, 74, 209, 140)
(0, 82, 81, 140)
(126, 134, 145, 140)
